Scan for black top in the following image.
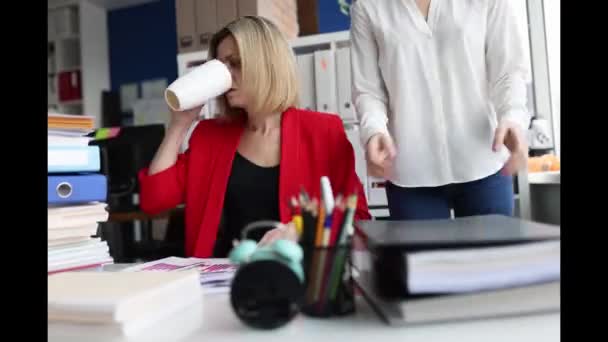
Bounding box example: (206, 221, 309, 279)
(213, 152, 280, 257)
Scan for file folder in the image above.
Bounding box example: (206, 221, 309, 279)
(367, 176, 388, 207)
(296, 53, 316, 111)
(48, 145, 101, 173)
(48, 174, 107, 204)
(314, 49, 338, 114)
(336, 47, 357, 122)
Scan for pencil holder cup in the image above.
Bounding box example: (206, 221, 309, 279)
(300, 244, 356, 317)
(229, 221, 306, 330)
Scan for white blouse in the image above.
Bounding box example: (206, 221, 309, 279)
(351, 0, 531, 187)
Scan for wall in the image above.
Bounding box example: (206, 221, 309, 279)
(107, 0, 177, 93)
(317, 0, 351, 33)
(107, 0, 350, 97)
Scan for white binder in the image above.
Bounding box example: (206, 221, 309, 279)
(296, 53, 316, 111)
(367, 176, 388, 207)
(313, 49, 338, 115)
(345, 125, 368, 200)
(336, 47, 357, 123)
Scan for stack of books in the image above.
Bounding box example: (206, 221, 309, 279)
(48, 271, 204, 338)
(48, 113, 113, 274)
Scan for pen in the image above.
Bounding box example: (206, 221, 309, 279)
(306, 199, 325, 302)
(329, 196, 345, 246)
(320, 176, 335, 214)
(291, 197, 303, 237)
(327, 195, 358, 301)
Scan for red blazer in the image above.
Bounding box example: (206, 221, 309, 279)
(138, 107, 371, 257)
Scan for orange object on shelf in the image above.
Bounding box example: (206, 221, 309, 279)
(528, 154, 560, 173)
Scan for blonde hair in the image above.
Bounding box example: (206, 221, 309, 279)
(209, 16, 299, 118)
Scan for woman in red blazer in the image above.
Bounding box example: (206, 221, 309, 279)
(139, 16, 370, 258)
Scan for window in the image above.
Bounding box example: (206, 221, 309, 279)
(525, 0, 560, 156)
(543, 0, 560, 156)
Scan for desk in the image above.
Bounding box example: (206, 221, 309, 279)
(48, 265, 560, 342)
(528, 171, 560, 225)
(103, 208, 185, 261)
(108, 208, 182, 223)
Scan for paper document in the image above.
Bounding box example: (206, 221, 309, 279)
(406, 240, 560, 294)
(122, 257, 237, 294)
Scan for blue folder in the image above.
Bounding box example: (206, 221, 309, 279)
(48, 174, 107, 204)
(48, 145, 101, 173)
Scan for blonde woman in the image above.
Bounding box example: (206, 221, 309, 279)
(139, 16, 370, 258)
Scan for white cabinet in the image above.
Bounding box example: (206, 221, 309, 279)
(48, 0, 110, 128)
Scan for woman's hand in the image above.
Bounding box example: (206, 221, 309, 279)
(366, 133, 397, 178)
(258, 222, 298, 246)
(147, 104, 204, 175)
(493, 120, 529, 176)
(169, 105, 204, 129)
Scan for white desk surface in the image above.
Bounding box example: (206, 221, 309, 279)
(49, 288, 560, 342)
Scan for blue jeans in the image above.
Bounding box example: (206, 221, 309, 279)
(386, 171, 514, 220)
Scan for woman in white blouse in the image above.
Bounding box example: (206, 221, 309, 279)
(351, 0, 530, 219)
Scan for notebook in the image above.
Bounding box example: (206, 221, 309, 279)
(355, 270, 560, 325)
(355, 215, 561, 297)
(48, 240, 110, 264)
(48, 134, 92, 147)
(407, 240, 560, 294)
(48, 203, 109, 229)
(48, 113, 95, 130)
(48, 294, 204, 339)
(122, 257, 238, 295)
(48, 236, 94, 247)
(48, 271, 202, 324)
(48, 145, 101, 173)
(48, 224, 100, 240)
(48, 257, 114, 275)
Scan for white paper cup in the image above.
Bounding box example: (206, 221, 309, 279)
(165, 59, 232, 111)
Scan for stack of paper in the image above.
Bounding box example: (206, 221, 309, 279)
(122, 257, 238, 294)
(406, 240, 560, 294)
(48, 203, 112, 274)
(48, 271, 203, 337)
(48, 112, 113, 274)
(48, 238, 112, 274)
(48, 203, 113, 274)
(48, 112, 95, 132)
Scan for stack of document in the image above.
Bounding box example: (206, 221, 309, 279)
(48, 271, 203, 338)
(48, 112, 95, 132)
(122, 257, 238, 294)
(401, 241, 559, 324)
(356, 240, 560, 325)
(353, 216, 561, 325)
(405, 240, 560, 295)
(48, 112, 113, 274)
(48, 203, 113, 274)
